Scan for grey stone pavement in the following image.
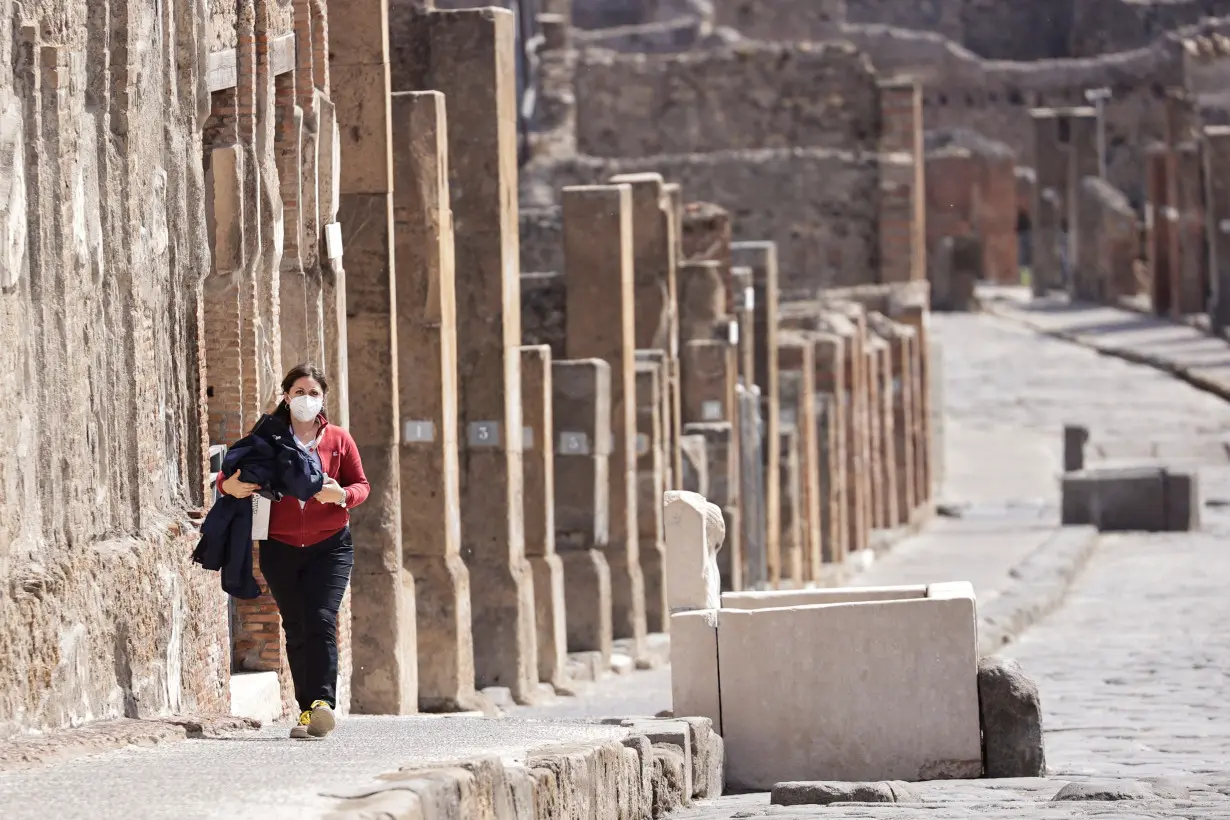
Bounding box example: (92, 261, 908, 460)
(7, 311, 1230, 818)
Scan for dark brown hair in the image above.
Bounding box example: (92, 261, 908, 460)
(273, 363, 329, 424)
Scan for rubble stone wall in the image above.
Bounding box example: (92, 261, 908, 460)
(575, 42, 881, 158)
(523, 148, 881, 295)
(843, 23, 1192, 205)
(0, 0, 230, 738)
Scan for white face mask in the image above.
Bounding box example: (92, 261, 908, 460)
(288, 394, 323, 423)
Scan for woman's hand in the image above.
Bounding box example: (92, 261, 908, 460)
(315, 477, 346, 506)
(222, 472, 260, 499)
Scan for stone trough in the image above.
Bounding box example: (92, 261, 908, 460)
(664, 490, 1044, 792)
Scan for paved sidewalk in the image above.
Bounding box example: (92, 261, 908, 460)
(665, 311, 1230, 818)
(984, 286, 1230, 405)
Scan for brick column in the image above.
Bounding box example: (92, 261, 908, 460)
(562, 184, 647, 654)
(733, 241, 780, 588)
(521, 345, 568, 687)
(332, 0, 416, 714)
(391, 90, 479, 711)
(777, 335, 818, 586)
(553, 359, 614, 664)
(777, 423, 803, 586)
(878, 79, 925, 285)
(1175, 142, 1207, 316)
(811, 332, 848, 566)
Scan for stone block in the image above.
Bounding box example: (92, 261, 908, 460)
(978, 656, 1045, 778)
(663, 491, 725, 612)
(668, 609, 721, 735)
(1061, 467, 1167, 531)
(718, 582, 982, 789)
(1063, 424, 1088, 472)
(772, 781, 920, 806)
(1164, 469, 1200, 532)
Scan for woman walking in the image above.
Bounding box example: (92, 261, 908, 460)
(219, 363, 369, 739)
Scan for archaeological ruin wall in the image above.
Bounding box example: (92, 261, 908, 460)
(574, 42, 881, 158)
(0, 0, 345, 738)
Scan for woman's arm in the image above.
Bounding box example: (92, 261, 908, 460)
(336, 431, 371, 508)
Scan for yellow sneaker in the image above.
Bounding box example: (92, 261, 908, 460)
(307, 700, 336, 738)
(289, 710, 312, 739)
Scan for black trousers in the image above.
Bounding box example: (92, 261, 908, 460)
(260, 528, 354, 713)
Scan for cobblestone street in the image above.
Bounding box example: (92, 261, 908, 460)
(665, 312, 1230, 817)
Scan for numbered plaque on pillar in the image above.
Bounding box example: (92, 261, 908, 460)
(703, 400, 723, 422)
(780, 407, 797, 427)
(636, 433, 650, 457)
(558, 431, 590, 456)
(468, 421, 501, 448)
(523, 426, 535, 450)
(403, 420, 435, 444)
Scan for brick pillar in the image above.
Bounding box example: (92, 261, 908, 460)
(811, 333, 848, 566)
(562, 184, 647, 655)
(1030, 109, 1064, 297)
(609, 172, 680, 493)
(391, 90, 480, 711)
(521, 345, 568, 687)
(732, 241, 780, 590)
(394, 6, 538, 701)
(777, 335, 818, 587)
(878, 79, 926, 285)
(894, 305, 933, 506)
(1204, 126, 1230, 332)
(553, 359, 614, 663)
(332, 0, 416, 715)
(634, 359, 668, 632)
(777, 423, 803, 587)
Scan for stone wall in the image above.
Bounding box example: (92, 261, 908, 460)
(575, 42, 881, 158)
(841, 0, 1230, 59)
(522, 148, 881, 294)
(0, 0, 224, 737)
(843, 22, 1194, 205)
(0, 0, 344, 737)
(710, 0, 846, 42)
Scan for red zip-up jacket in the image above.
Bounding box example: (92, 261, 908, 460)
(216, 416, 370, 547)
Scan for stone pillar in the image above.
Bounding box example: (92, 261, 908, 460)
(778, 423, 803, 586)
(872, 338, 898, 529)
(777, 336, 818, 587)
(562, 184, 647, 653)
(869, 314, 917, 526)
(732, 241, 781, 591)
(895, 305, 934, 505)
(521, 345, 568, 687)
(391, 90, 477, 712)
(663, 183, 686, 488)
(1066, 109, 1099, 289)
(392, 6, 538, 701)
(811, 333, 849, 566)
(333, 0, 416, 715)
(1030, 109, 1064, 297)
(732, 267, 756, 387)
(635, 359, 668, 633)
(1176, 142, 1208, 316)
(553, 359, 614, 663)
(1147, 145, 1180, 317)
(609, 172, 680, 493)
(1204, 126, 1230, 332)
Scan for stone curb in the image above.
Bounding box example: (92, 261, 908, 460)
(978, 525, 1100, 657)
(0, 715, 261, 773)
(985, 304, 1230, 405)
(322, 716, 724, 820)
